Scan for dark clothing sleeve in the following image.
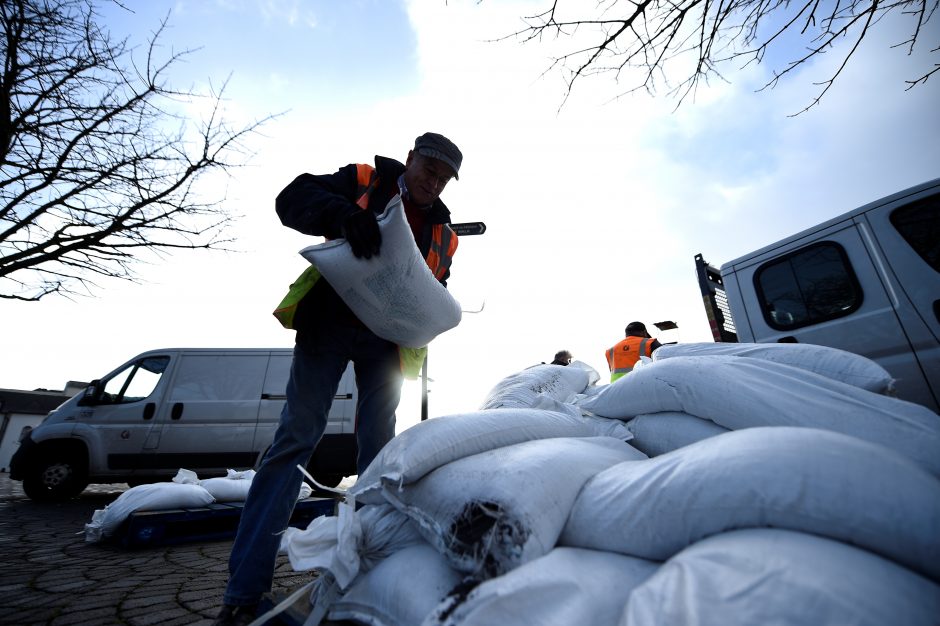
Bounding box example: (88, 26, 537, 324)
(650, 339, 664, 353)
(275, 164, 363, 239)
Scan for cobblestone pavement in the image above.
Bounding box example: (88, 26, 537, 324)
(0, 474, 316, 626)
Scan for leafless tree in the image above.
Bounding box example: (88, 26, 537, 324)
(1, 0, 275, 301)
(500, 0, 939, 112)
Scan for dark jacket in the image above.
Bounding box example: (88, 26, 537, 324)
(275, 155, 455, 335)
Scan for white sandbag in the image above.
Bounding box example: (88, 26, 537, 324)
(560, 427, 940, 582)
(622, 529, 940, 626)
(652, 341, 895, 393)
(626, 412, 728, 456)
(479, 364, 590, 410)
(83, 482, 215, 542)
(426, 547, 658, 626)
(328, 543, 464, 626)
(382, 436, 647, 578)
(349, 408, 595, 505)
(582, 414, 635, 441)
(577, 355, 940, 477)
(199, 469, 256, 502)
(286, 501, 423, 589)
(299, 195, 461, 348)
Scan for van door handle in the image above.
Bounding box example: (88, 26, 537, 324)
(143, 403, 156, 420)
(777, 336, 799, 343)
(171, 403, 184, 420)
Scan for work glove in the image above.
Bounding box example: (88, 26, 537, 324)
(342, 209, 382, 259)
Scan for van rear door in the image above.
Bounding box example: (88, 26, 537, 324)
(860, 188, 940, 408)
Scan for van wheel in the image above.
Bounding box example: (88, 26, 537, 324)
(22, 456, 89, 502)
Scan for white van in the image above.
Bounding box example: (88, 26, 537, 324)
(9, 348, 357, 501)
(697, 177, 939, 412)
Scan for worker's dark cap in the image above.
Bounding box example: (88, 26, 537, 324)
(626, 321, 647, 334)
(414, 132, 462, 179)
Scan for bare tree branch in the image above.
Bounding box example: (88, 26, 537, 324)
(0, 0, 278, 300)
(493, 0, 939, 112)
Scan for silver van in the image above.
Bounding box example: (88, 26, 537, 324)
(10, 348, 357, 501)
(716, 178, 939, 412)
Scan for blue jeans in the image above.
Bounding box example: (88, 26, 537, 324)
(223, 325, 402, 606)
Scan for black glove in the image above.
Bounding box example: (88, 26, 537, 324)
(342, 209, 382, 259)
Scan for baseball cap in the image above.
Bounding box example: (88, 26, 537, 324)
(626, 321, 647, 334)
(414, 132, 462, 179)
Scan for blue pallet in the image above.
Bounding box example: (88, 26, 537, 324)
(116, 497, 337, 548)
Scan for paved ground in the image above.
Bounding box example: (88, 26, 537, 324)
(0, 473, 319, 625)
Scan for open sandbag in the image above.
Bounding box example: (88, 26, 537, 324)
(349, 408, 595, 505)
(285, 502, 423, 589)
(577, 355, 940, 477)
(327, 543, 465, 626)
(652, 341, 895, 393)
(426, 547, 658, 626)
(479, 364, 590, 411)
(560, 427, 940, 582)
(626, 412, 729, 456)
(299, 195, 461, 348)
(383, 436, 647, 578)
(622, 529, 940, 626)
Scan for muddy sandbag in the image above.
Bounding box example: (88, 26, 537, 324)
(561, 427, 940, 582)
(327, 543, 464, 626)
(426, 547, 657, 626)
(300, 195, 461, 348)
(622, 529, 940, 626)
(349, 408, 595, 505)
(285, 502, 423, 589)
(577, 355, 940, 477)
(626, 412, 729, 456)
(384, 436, 647, 578)
(652, 341, 895, 393)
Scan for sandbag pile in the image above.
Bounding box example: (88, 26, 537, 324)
(276, 343, 940, 625)
(83, 468, 312, 543)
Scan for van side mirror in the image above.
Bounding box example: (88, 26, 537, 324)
(78, 380, 103, 406)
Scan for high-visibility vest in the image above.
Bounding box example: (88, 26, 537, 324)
(606, 336, 654, 382)
(272, 164, 457, 379)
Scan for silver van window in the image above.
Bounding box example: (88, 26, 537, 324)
(101, 356, 170, 404)
(755, 242, 863, 330)
(890, 195, 940, 273)
(169, 354, 267, 402)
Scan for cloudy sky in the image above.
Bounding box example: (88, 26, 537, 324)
(3, 0, 938, 430)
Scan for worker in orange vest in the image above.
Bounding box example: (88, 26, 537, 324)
(605, 321, 663, 382)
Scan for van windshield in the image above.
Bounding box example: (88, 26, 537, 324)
(99, 356, 170, 404)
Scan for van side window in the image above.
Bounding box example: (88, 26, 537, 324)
(754, 242, 863, 330)
(890, 195, 940, 272)
(169, 355, 267, 402)
(100, 356, 170, 404)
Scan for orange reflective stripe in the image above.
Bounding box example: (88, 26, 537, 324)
(355, 164, 378, 209)
(427, 224, 458, 279)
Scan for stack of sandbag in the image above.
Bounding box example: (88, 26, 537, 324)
(478, 361, 631, 439)
(577, 351, 940, 477)
(271, 346, 940, 625)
